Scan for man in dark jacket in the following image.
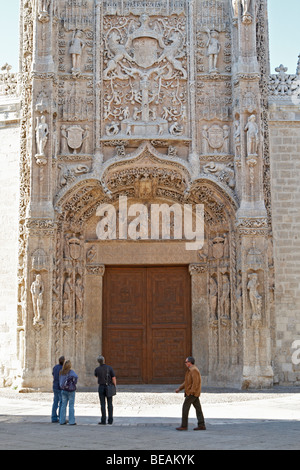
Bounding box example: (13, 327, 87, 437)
(51, 356, 65, 423)
(95, 355, 117, 425)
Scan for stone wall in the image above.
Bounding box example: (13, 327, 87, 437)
(269, 63, 300, 384)
(0, 122, 20, 386)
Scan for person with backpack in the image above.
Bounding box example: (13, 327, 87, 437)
(59, 360, 78, 426)
(94, 355, 116, 425)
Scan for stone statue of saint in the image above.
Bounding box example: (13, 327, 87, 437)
(31, 274, 44, 325)
(206, 30, 221, 73)
(35, 115, 49, 157)
(220, 274, 230, 319)
(232, 0, 239, 18)
(209, 277, 218, 320)
(247, 273, 262, 320)
(75, 277, 84, 320)
(241, 0, 251, 16)
(244, 114, 259, 155)
(69, 31, 85, 75)
(63, 276, 73, 320)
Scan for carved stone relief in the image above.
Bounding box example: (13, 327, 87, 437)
(101, 12, 189, 154)
(10, 0, 276, 390)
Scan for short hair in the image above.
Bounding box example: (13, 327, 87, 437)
(187, 356, 195, 364)
(97, 355, 105, 365)
(59, 356, 65, 365)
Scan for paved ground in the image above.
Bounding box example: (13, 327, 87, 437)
(0, 385, 300, 451)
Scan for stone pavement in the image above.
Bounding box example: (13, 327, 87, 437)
(0, 385, 300, 451)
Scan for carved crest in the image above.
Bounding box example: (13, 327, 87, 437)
(208, 125, 224, 150)
(132, 37, 160, 68)
(212, 236, 225, 259)
(66, 126, 84, 152)
(68, 236, 81, 260)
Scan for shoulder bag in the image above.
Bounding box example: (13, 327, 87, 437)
(105, 367, 116, 398)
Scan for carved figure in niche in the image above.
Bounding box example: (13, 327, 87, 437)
(35, 115, 49, 157)
(220, 274, 230, 319)
(206, 30, 221, 73)
(232, 0, 239, 18)
(209, 277, 218, 320)
(60, 126, 67, 154)
(31, 274, 44, 325)
(241, 0, 253, 24)
(63, 276, 73, 320)
(234, 117, 241, 159)
(86, 246, 96, 263)
(241, 0, 251, 16)
(222, 125, 230, 154)
(202, 126, 210, 154)
(236, 274, 243, 320)
(247, 273, 262, 320)
(69, 31, 85, 76)
(244, 114, 259, 156)
(82, 125, 90, 154)
(75, 277, 83, 320)
(38, 0, 50, 22)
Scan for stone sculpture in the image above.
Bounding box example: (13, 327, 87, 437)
(245, 114, 259, 156)
(35, 115, 49, 159)
(69, 31, 85, 76)
(31, 274, 44, 325)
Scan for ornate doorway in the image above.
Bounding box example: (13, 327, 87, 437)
(103, 266, 191, 384)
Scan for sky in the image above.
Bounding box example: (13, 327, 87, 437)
(0, 0, 299, 74)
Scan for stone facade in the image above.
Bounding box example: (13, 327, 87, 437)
(0, 0, 299, 390)
(269, 63, 300, 384)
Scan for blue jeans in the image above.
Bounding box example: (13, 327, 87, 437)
(51, 389, 62, 423)
(98, 385, 113, 424)
(60, 391, 76, 425)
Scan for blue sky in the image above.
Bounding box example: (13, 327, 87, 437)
(0, 0, 299, 74)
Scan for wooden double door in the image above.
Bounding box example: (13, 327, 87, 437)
(103, 266, 191, 384)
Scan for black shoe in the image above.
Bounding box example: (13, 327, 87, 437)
(98, 422, 106, 425)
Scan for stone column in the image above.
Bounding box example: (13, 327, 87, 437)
(238, 227, 274, 389)
(20, 219, 56, 390)
(84, 264, 105, 385)
(189, 264, 209, 380)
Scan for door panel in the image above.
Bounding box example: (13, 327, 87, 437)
(103, 266, 191, 384)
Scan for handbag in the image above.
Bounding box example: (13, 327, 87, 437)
(105, 367, 116, 398)
(62, 374, 77, 392)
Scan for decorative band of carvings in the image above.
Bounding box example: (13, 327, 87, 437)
(86, 264, 105, 276)
(189, 264, 207, 275)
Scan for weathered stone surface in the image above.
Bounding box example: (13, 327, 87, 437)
(0, 0, 299, 389)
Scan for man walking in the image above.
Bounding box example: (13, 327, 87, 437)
(175, 356, 206, 431)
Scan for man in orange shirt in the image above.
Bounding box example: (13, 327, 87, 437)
(175, 356, 206, 431)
